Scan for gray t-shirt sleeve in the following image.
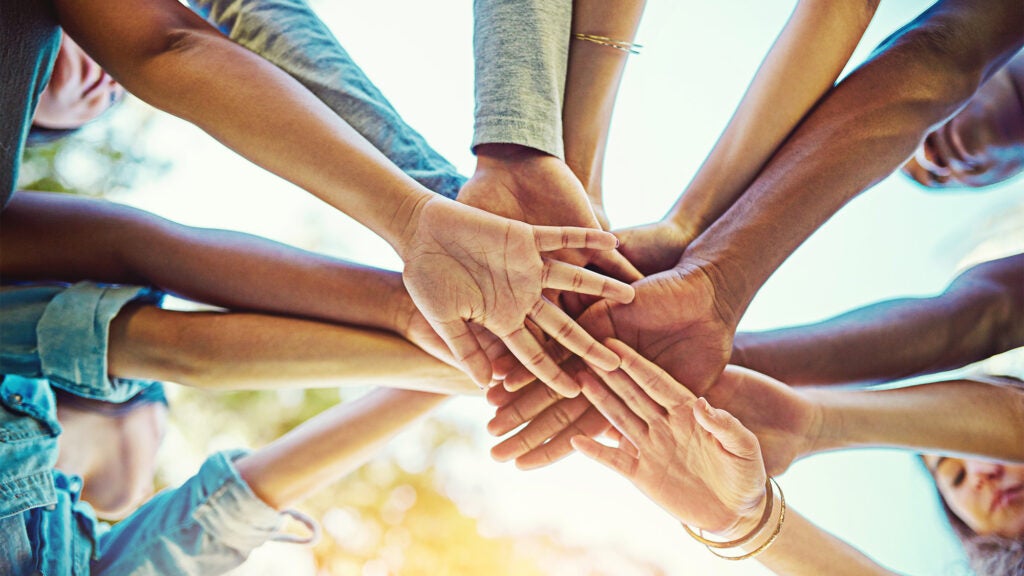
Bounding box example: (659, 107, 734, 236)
(472, 0, 571, 158)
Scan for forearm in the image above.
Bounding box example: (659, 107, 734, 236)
(472, 0, 571, 157)
(108, 305, 475, 394)
(807, 380, 1024, 463)
(234, 388, 447, 509)
(758, 508, 898, 575)
(55, 0, 432, 249)
(668, 0, 877, 240)
(562, 0, 646, 209)
(0, 191, 409, 332)
(188, 0, 466, 199)
(683, 0, 1024, 321)
(733, 254, 1024, 385)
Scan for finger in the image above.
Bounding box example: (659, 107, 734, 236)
(502, 324, 581, 398)
(515, 406, 612, 469)
(588, 249, 644, 284)
(604, 338, 695, 407)
(485, 380, 521, 407)
(489, 393, 592, 462)
(541, 259, 635, 304)
(584, 365, 666, 425)
(533, 225, 618, 252)
(529, 300, 620, 372)
(692, 398, 762, 461)
(487, 382, 563, 435)
(471, 324, 517, 382)
(571, 435, 639, 479)
(432, 319, 493, 387)
(578, 371, 647, 442)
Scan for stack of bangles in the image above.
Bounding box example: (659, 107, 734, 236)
(573, 33, 643, 55)
(681, 477, 786, 561)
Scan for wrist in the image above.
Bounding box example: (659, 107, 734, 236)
(674, 257, 744, 332)
(474, 143, 551, 167)
(714, 482, 770, 542)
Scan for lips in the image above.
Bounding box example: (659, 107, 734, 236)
(991, 483, 1024, 513)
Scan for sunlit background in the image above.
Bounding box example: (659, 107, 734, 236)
(19, 0, 1024, 574)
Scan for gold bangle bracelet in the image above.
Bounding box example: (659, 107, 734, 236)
(573, 33, 643, 55)
(681, 476, 774, 549)
(708, 477, 787, 561)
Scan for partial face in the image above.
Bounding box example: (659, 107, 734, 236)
(32, 33, 124, 130)
(902, 63, 1024, 189)
(925, 455, 1024, 538)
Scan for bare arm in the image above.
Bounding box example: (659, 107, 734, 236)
(0, 191, 410, 333)
(561, 0, 646, 225)
(807, 379, 1024, 464)
(669, 0, 879, 245)
(733, 254, 1024, 386)
(107, 304, 474, 394)
(235, 388, 447, 510)
(685, 0, 1024, 325)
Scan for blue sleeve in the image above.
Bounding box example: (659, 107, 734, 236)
(91, 451, 316, 576)
(0, 282, 162, 402)
(187, 0, 467, 199)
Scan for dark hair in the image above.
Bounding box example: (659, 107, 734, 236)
(26, 124, 81, 147)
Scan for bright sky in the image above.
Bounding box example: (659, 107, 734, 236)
(99, 0, 1024, 574)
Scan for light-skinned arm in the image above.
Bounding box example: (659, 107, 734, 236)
(235, 388, 447, 510)
(615, 0, 879, 273)
(51, 0, 633, 392)
(107, 303, 476, 395)
(732, 254, 1024, 386)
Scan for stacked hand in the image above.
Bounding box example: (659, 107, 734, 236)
(401, 196, 635, 394)
(571, 339, 767, 532)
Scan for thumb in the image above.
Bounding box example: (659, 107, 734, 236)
(692, 398, 761, 461)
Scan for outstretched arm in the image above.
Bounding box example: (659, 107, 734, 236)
(732, 254, 1024, 386)
(235, 388, 447, 509)
(107, 303, 476, 395)
(1, 191, 410, 334)
(617, 0, 879, 273)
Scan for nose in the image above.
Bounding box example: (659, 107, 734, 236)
(966, 460, 1004, 490)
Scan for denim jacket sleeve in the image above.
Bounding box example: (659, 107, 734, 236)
(91, 450, 317, 576)
(0, 282, 163, 403)
(187, 0, 466, 199)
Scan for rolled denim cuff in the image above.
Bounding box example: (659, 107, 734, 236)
(36, 282, 162, 402)
(194, 450, 318, 551)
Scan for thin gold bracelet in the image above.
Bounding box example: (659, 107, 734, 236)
(573, 33, 643, 55)
(681, 476, 774, 549)
(708, 477, 787, 561)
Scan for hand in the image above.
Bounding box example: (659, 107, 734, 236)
(571, 339, 767, 532)
(613, 219, 695, 276)
(458, 144, 641, 282)
(401, 196, 635, 394)
(901, 63, 1024, 189)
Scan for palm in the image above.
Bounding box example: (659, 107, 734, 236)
(702, 367, 821, 476)
(579, 265, 734, 396)
(402, 198, 631, 392)
(457, 155, 639, 280)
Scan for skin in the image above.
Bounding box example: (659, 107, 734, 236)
(32, 33, 124, 129)
(490, 0, 1024, 455)
(577, 341, 1022, 575)
(55, 400, 167, 520)
(40, 0, 632, 391)
(903, 49, 1024, 189)
(925, 456, 1024, 538)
